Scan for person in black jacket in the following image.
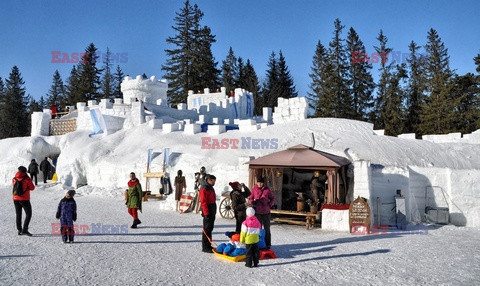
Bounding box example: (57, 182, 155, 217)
(229, 181, 251, 233)
(199, 174, 217, 253)
(39, 157, 50, 184)
(28, 159, 39, 186)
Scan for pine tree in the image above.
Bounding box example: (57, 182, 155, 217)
(419, 29, 453, 134)
(474, 53, 480, 73)
(190, 6, 219, 93)
(0, 77, 5, 122)
(0, 77, 4, 96)
(450, 73, 480, 134)
(38, 96, 47, 109)
(237, 57, 245, 88)
(101, 48, 114, 99)
(405, 41, 427, 135)
(162, 0, 197, 105)
(326, 19, 351, 118)
(221, 47, 238, 95)
(66, 66, 82, 105)
(308, 40, 334, 117)
(372, 30, 393, 128)
(276, 51, 298, 100)
(262, 51, 280, 108)
(240, 59, 262, 115)
(77, 43, 102, 101)
(346, 27, 374, 121)
(383, 64, 408, 136)
(46, 70, 66, 106)
(113, 65, 125, 99)
(0, 66, 30, 138)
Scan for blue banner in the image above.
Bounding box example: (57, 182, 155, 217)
(163, 148, 170, 168)
(88, 109, 106, 137)
(232, 102, 238, 118)
(246, 94, 252, 117)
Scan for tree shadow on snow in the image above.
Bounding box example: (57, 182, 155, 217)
(73, 239, 200, 244)
(0, 255, 36, 259)
(263, 249, 390, 267)
(274, 232, 403, 259)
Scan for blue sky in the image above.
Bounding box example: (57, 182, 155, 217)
(0, 0, 479, 101)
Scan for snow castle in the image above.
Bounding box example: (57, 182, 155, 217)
(30, 74, 309, 137)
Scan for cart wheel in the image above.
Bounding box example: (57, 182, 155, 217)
(219, 197, 235, 219)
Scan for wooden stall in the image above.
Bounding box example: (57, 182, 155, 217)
(246, 144, 351, 229)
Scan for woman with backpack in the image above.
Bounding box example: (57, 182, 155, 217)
(12, 166, 35, 236)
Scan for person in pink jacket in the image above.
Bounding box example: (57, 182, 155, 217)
(240, 207, 262, 268)
(248, 176, 275, 249)
(12, 166, 35, 236)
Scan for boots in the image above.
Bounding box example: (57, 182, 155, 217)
(131, 220, 137, 228)
(131, 219, 141, 228)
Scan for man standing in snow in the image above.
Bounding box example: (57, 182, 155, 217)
(230, 181, 251, 233)
(248, 177, 275, 249)
(126, 172, 142, 229)
(199, 174, 217, 253)
(13, 166, 35, 236)
(28, 159, 39, 186)
(39, 157, 50, 183)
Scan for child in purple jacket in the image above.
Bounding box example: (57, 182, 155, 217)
(56, 190, 77, 243)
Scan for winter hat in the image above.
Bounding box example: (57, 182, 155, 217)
(246, 207, 255, 217)
(206, 174, 216, 180)
(256, 176, 265, 183)
(229, 181, 240, 190)
(67, 190, 76, 197)
(231, 233, 240, 242)
(18, 166, 27, 173)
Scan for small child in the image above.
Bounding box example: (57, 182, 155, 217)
(240, 207, 262, 268)
(56, 190, 77, 243)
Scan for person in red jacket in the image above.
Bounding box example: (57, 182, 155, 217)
(12, 166, 35, 236)
(199, 174, 217, 253)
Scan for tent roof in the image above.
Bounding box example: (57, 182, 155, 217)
(246, 144, 351, 169)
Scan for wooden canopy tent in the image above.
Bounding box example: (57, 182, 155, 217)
(246, 144, 351, 208)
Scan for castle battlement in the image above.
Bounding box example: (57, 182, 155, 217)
(121, 75, 168, 105)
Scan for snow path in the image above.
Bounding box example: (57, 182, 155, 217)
(1, 185, 479, 285)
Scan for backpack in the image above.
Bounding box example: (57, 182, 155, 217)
(12, 179, 24, 196)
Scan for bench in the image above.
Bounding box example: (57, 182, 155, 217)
(270, 210, 320, 229)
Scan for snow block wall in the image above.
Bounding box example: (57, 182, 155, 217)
(408, 166, 480, 227)
(121, 75, 168, 105)
(422, 130, 480, 144)
(272, 97, 308, 124)
(75, 99, 142, 133)
(31, 109, 52, 136)
(187, 87, 254, 122)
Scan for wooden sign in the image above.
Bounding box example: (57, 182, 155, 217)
(349, 196, 371, 234)
(143, 172, 164, 178)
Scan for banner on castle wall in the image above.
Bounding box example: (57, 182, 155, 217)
(232, 102, 238, 118)
(246, 94, 252, 117)
(88, 109, 107, 137)
(163, 148, 170, 168)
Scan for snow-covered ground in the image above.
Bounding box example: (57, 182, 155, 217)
(1, 184, 479, 285)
